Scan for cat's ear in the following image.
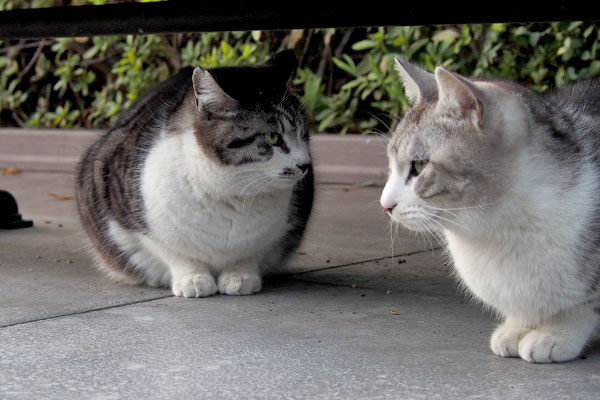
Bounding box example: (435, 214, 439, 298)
(265, 50, 298, 86)
(394, 58, 436, 104)
(192, 67, 238, 115)
(434, 67, 484, 128)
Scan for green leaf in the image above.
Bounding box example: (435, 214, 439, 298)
(432, 29, 459, 42)
(221, 41, 233, 55)
(567, 21, 583, 31)
(67, 110, 80, 120)
(393, 36, 407, 46)
(83, 45, 99, 60)
(352, 40, 376, 51)
(318, 112, 336, 132)
(583, 25, 595, 38)
(491, 23, 506, 33)
(341, 79, 363, 91)
(332, 57, 355, 75)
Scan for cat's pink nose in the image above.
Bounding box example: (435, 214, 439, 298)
(381, 202, 397, 214)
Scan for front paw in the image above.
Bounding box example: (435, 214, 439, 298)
(172, 274, 217, 298)
(518, 330, 583, 363)
(218, 272, 262, 296)
(490, 324, 531, 358)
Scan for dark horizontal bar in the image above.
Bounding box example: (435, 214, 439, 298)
(0, 2, 598, 39)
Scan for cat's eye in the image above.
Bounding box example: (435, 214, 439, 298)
(264, 132, 281, 145)
(411, 160, 428, 176)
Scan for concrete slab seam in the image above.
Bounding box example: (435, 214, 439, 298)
(287, 247, 443, 276)
(0, 294, 173, 330)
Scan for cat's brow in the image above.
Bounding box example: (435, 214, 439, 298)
(227, 133, 262, 149)
(276, 105, 295, 128)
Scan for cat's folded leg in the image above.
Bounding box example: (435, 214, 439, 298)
(146, 243, 217, 298)
(517, 303, 599, 363)
(217, 263, 262, 296)
(490, 317, 532, 358)
(171, 267, 218, 298)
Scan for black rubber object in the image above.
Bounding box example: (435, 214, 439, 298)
(0, 190, 33, 229)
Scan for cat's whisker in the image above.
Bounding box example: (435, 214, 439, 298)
(420, 210, 473, 235)
(418, 218, 438, 261)
(419, 224, 433, 252)
(420, 204, 460, 219)
(369, 198, 384, 208)
(386, 217, 397, 251)
(393, 220, 402, 246)
(362, 130, 390, 151)
(412, 221, 428, 252)
(365, 110, 393, 133)
(230, 180, 266, 199)
(238, 175, 272, 212)
(220, 168, 265, 180)
(221, 169, 263, 179)
(421, 215, 445, 239)
(387, 217, 399, 237)
(228, 173, 269, 192)
(424, 201, 499, 212)
(230, 174, 267, 190)
(388, 220, 394, 255)
(243, 176, 273, 214)
(388, 113, 401, 128)
(427, 212, 472, 234)
(233, 176, 265, 201)
(240, 175, 275, 213)
(418, 218, 435, 252)
(226, 170, 265, 182)
(425, 222, 443, 264)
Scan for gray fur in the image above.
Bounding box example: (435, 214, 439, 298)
(76, 52, 313, 286)
(387, 66, 596, 211)
(384, 62, 600, 362)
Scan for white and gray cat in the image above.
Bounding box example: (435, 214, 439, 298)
(76, 51, 313, 298)
(381, 58, 600, 363)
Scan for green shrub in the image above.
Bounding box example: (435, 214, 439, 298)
(315, 23, 600, 133)
(1, 0, 599, 133)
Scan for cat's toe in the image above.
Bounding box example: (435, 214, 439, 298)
(218, 272, 262, 295)
(518, 330, 583, 363)
(172, 274, 217, 298)
(490, 325, 530, 358)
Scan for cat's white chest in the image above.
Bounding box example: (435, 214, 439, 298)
(444, 209, 592, 324)
(140, 131, 291, 268)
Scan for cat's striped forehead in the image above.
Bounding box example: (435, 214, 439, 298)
(389, 100, 439, 159)
(194, 97, 308, 166)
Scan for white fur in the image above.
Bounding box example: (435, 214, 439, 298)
(383, 144, 600, 362)
(107, 128, 305, 297)
(446, 143, 597, 318)
(382, 70, 600, 362)
(446, 149, 600, 362)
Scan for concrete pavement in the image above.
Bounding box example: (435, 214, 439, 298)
(1, 168, 599, 399)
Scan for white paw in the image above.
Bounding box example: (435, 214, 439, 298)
(518, 330, 583, 363)
(172, 274, 217, 298)
(217, 272, 262, 296)
(490, 325, 531, 358)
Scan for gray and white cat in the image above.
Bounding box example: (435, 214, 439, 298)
(381, 58, 600, 363)
(76, 51, 313, 298)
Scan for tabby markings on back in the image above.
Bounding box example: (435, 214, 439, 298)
(76, 51, 314, 298)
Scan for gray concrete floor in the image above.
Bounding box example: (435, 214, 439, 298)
(1, 171, 599, 400)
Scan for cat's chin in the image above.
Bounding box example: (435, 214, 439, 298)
(389, 212, 437, 233)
